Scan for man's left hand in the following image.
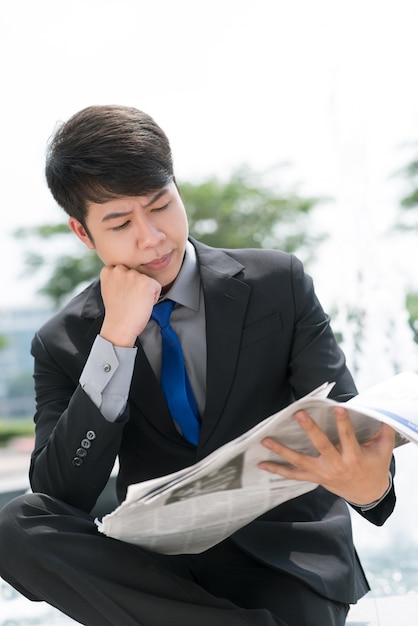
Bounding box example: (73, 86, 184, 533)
(259, 407, 396, 506)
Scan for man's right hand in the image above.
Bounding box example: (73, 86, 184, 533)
(99, 264, 162, 347)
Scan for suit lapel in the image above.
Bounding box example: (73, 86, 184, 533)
(193, 242, 251, 450)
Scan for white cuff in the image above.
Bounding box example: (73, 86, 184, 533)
(80, 335, 137, 421)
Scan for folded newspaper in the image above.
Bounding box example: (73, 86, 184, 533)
(96, 372, 418, 554)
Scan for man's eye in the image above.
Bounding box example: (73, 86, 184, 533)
(152, 203, 169, 212)
(112, 221, 130, 231)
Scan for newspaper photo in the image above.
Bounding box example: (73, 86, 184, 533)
(96, 372, 418, 554)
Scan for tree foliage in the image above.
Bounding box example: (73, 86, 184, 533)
(182, 166, 320, 251)
(17, 166, 324, 306)
(397, 146, 418, 230)
(399, 155, 418, 210)
(398, 148, 418, 338)
(406, 292, 418, 345)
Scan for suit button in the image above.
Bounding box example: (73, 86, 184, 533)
(76, 448, 87, 457)
(86, 430, 96, 440)
(103, 363, 111, 372)
(72, 457, 83, 467)
(81, 438, 91, 449)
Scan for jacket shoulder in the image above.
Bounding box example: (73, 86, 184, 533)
(191, 238, 302, 279)
(224, 246, 298, 271)
(33, 279, 102, 346)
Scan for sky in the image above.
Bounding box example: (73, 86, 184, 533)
(1, 0, 418, 384)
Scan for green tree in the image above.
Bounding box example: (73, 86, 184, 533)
(396, 144, 418, 231)
(397, 147, 418, 342)
(406, 292, 418, 345)
(17, 166, 324, 306)
(182, 166, 321, 251)
(398, 148, 418, 215)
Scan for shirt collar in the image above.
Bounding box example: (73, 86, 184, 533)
(163, 240, 200, 311)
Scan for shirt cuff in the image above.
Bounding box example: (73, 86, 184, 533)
(80, 335, 137, 422)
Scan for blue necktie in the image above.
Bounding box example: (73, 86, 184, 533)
(151, 300, 200, 445)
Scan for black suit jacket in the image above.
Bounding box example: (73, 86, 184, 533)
(29, 239, 395, 604)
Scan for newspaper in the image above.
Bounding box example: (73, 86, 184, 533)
(96, 372, 418, 554)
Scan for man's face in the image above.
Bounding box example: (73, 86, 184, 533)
(69, 182, 189, 290)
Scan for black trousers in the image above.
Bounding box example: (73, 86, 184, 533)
(0, 494, 349, 626)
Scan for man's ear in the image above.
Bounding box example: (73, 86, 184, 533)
(68, 217, 95, 250)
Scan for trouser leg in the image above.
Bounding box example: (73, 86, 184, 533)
(0, 494, 284, 626)
(190, 539, 349, 626)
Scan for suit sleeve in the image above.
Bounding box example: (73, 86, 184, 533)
(287, 255, 396, 525)
(287, 254, 357, 402)
(29, 331, 128, 513)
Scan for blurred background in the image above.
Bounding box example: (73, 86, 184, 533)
(1, 0, 418, 622)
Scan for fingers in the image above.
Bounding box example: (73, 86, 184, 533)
(380, 423, 396, 447)
(259, 409, 337, 471)
(258, 406, 397, 504)
(258, 437, 315, 481)
(259, 414, 323, 480)
(363, 421, 396, 447)
(294, 406, 379, 457)
(260, 407, 359, 467)
(100, 265, 162, 346)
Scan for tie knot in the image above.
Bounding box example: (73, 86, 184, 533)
(151, 299, 175, 328)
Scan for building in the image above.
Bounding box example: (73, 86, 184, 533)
(0, 308, 52, 417)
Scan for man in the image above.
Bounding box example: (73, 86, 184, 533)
(0, 105, 396, 626)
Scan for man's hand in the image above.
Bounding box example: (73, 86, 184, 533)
(259, 407, 396, 506)
(99, 265, 162, 347)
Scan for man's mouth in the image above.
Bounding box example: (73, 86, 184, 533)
(141, 252, 172, 271)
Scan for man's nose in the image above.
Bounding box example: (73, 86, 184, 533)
(135, 217, 165, 248)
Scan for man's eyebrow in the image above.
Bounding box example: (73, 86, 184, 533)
(101, 188, 170, 223)
(142, 187, 169, 208)
(101, 210, 132, 223)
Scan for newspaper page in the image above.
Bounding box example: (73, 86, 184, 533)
(96, 372, 418, 554)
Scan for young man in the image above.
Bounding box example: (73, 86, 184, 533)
(0, 105, 396, 626)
